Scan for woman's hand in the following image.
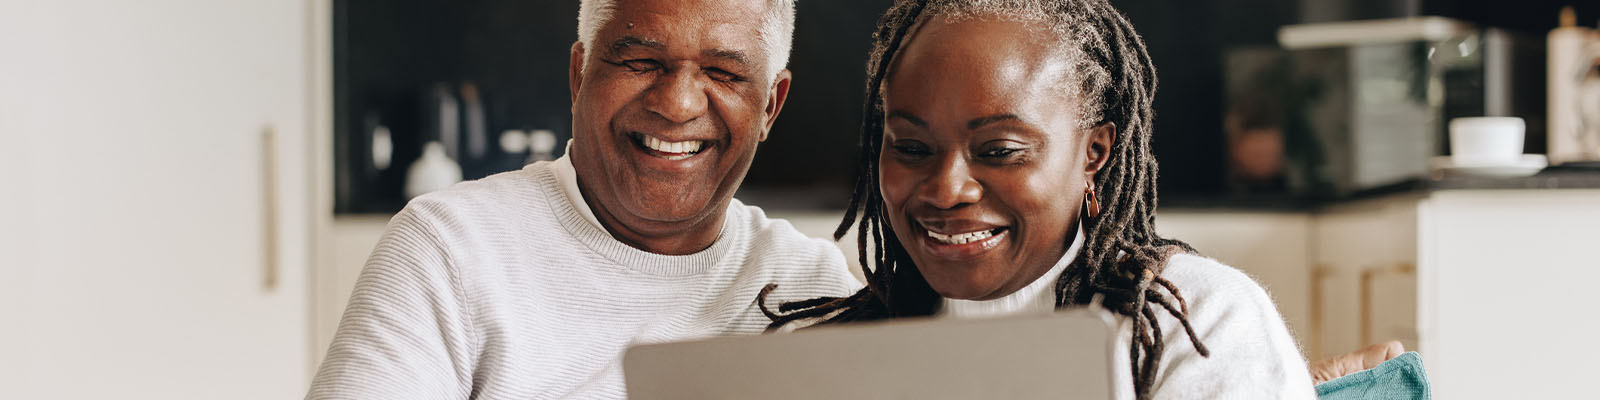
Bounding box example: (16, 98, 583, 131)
(1309, 340, 1405, 384)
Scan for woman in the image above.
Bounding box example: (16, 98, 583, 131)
(759, 0, 1316, 398)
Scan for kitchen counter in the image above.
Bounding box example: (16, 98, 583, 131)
(1162, 167, 1600, 211)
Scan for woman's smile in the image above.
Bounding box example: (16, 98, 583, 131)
(915, 219, 1012, 261)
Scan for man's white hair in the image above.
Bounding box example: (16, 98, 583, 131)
(577, 0, 796, 80)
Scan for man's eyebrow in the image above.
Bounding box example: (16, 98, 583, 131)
(606, 35, 665, 57)
(702, 48, 754, 68)
(967, 114, 1023, 130)
(886, 110, 928, 128)
(605, 36, 753, 70)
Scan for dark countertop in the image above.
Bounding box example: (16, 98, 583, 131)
(1425, 167, 1600, 190)
(1162, 166, 1600, 212)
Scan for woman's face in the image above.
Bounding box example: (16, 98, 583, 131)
(880, 16, 1114, 301)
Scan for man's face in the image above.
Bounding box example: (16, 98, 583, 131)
(568, 0, 790, 254)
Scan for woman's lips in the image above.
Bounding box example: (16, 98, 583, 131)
(925, 227, 1000, 244)
(916, 224, 1009, 260)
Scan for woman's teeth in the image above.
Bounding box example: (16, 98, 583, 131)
(639, 135, 704, 159)
(926, 229, 998, 245)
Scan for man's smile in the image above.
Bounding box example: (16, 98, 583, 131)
(629, 132, 710, 161)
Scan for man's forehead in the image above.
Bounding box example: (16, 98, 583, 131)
(598, 2, 770, 69)
(601, 0, 768, 49)
(612, 0, 769, 20)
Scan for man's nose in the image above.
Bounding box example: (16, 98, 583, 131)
(916, 155, 982, 210)
(643, 68, 708, 124)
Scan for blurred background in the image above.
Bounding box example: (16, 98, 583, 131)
(3, 0, 1599, 398)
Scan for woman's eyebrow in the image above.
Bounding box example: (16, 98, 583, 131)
(967, 114, 1022, 130)
(886, 110, 928, 128)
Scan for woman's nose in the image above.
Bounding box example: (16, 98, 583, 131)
(916, 155, 982, 210)
(643, 68, 708, 124)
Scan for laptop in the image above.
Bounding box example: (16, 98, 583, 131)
(623, 308, 1119, 400)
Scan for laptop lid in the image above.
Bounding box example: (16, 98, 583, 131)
(623, 308, 1118, 400)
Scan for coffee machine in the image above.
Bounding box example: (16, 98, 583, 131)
(1548, 6, 1600, 166)
(1265, 17, 1546, 196)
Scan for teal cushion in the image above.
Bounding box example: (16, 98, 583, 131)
(1315, 351, 1431, 400)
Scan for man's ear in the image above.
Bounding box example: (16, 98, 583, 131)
(1085, 122, 1117, 176)
(758, 69, 793, 142)
(569, 42, 585, 112)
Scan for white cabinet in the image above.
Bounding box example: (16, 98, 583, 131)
(1302, 190, 1600, 398)
(1310, 195, 1423, 361)
(1162, 189, 1600, 400)
(0, 1, 315, 399)
(1416, 190, 1600, 399)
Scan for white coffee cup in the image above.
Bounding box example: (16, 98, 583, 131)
(1449, 117, 1525, 166)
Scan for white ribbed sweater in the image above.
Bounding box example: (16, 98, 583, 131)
(307, 158, 858, 399)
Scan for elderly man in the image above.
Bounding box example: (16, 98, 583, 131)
(306, 0, 856, 398)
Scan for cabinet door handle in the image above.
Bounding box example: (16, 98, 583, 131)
(262, 126, 279, 291)
(1359, 263, 1414, 345)
(1310, 265, 1334, 360)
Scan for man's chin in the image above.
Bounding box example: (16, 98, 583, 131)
(617, 197, 721, 229)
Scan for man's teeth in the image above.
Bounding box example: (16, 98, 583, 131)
(640, 135, 704, 156)
(926, 229, 998, 245)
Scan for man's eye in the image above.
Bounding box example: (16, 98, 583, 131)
(605, 59, 661, 73)
(704, 68, 745, 83)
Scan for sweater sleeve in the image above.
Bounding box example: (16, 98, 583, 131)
(306, 203, 477, 400)
(1147, 256, 1316, 400)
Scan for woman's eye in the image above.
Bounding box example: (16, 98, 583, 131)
(980, 147, 1022, 158)
(704, 68, 745, 83)
(890, 143, 931, 158)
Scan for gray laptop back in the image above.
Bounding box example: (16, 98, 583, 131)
(623, 308, 1117, 400)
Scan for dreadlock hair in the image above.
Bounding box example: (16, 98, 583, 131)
(756, 0, 1208, 398)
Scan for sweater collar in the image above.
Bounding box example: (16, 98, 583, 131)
(550, 141, 603, 230)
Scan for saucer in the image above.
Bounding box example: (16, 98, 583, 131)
(1430, 154, 1547, 178)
